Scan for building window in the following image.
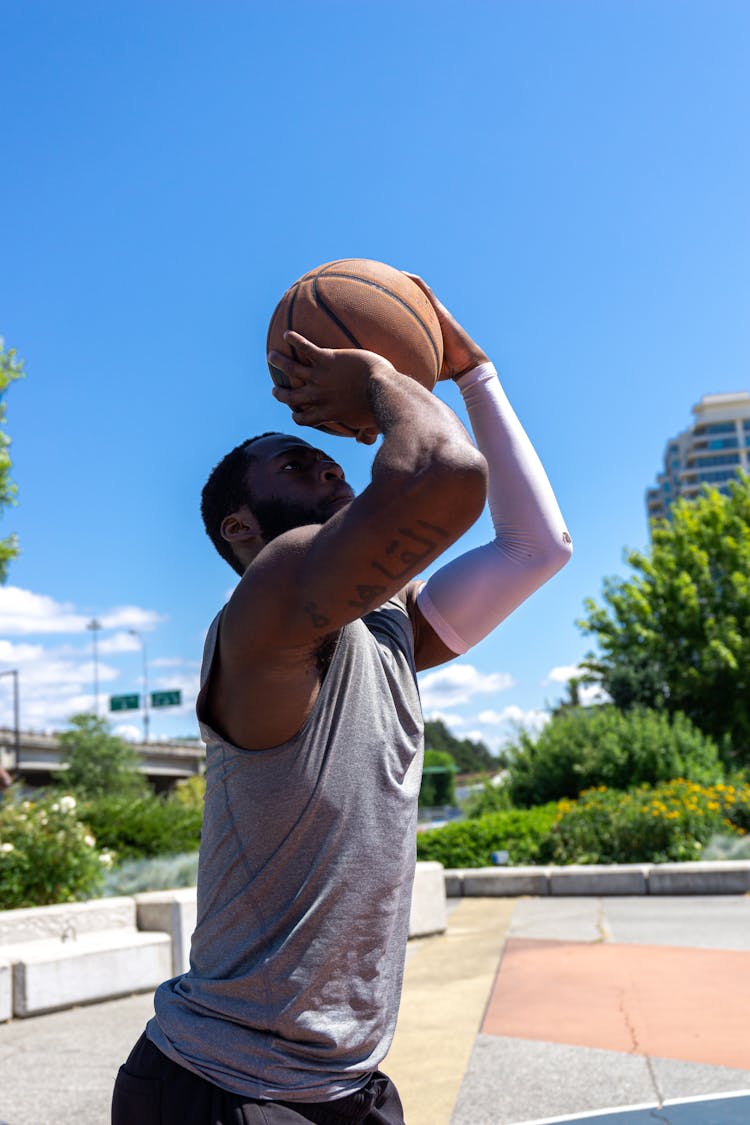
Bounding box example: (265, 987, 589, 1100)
(698, 467, 741, 484)
(689, 453, 740, 469)
(694, 422, 736, 436)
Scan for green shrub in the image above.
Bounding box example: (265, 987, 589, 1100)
(0, 789, 108, 908)
(79, 791, 203, 861)
(507, 706, 722, 807)
(462, 779, 512, 819)
(171, 774, 206, 810)
(549, 778, 750, 864)
(416, 805, 558, 868)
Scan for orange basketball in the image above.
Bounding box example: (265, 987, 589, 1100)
(266, 259, 443, 394)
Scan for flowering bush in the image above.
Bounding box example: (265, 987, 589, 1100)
(549, 778, 750, 865)
(0, 789, 110, 908)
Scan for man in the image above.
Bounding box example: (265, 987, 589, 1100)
(112, 279, 572, 1124)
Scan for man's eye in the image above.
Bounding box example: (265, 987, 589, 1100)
(281, 460, 302, 471)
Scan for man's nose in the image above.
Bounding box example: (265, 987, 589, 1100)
(318, 459, 344, 481)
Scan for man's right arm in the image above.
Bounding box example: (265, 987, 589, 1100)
(226, 338, 488, 653)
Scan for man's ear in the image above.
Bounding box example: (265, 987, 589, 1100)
(220, 506, 261, 548)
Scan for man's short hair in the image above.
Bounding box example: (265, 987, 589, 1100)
(200, 433, 281, 575)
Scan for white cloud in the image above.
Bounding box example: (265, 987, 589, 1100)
(98, 632, 142, 656)
(0, 587, 89, 635)
(99, 606, 165, 631)
(112, 723, 142, 742)
(0, 639, 47, 665)
(462, 729, 486, 744)
(545, 664, 583, 685)
(579, 683, 610, 706)
(478, 709, 510, 724)
(423, 710, 468, 728)
(418, 663, 515, 709)
(478, 705, 550, 733)
(0, 586, 165, 637)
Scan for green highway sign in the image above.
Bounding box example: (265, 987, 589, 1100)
(110, 693, 140, 712)
(151, 690, 182, 708)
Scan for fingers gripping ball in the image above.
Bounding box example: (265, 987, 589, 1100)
(267, 259, 443, 393)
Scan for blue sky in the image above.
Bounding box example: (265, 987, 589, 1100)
(1, 0, 748, 750)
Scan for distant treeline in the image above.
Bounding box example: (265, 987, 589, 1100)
(423, 718, 495, 775)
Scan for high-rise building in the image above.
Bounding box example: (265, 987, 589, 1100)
(646, 392, 750, 524)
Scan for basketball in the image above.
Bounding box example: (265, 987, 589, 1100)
(266, 259, 443, 394)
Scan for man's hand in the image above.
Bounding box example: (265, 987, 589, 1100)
(269, 332, 387, 444)
(405, 274, 490, 381)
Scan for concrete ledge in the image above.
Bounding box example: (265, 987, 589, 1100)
(444, 870, 465, 898)
(550, 863, 649, 896)
(136, 888, 197, 976)
(0, 896, 137, 945)
(648, 860, 750, 895)
(462, 867, 551, 897)
(0, 959, 10, 1022)
(409, 862, 446, 937)
(10, 929, 172, 1016)
(445, 860, 750, 897)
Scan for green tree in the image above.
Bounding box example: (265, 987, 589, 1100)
(419, 749, 458, 807)
(505, 705, 722, 807)
(56, 713, 148, 799)
(423, 718, 494, 774)
(579, 478, 750, 764)
(0, 339, 25, 581)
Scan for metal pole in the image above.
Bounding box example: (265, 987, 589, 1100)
(12, 669, 19, 771)
(129, 629, 149, 743)
(0, 668, 20, 774)
(87, 619, 102, 716)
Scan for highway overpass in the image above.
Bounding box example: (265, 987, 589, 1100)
(0, 727, 204, 794)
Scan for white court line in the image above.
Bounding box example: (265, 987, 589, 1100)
(508, 1088, 750, 1125)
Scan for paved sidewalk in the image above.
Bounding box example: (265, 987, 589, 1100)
(1, 896, 749, 1124)
(448, 896, 750, 1125)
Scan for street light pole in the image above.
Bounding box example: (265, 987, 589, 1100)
(0, 668, 20, 774)
(87, 618, 102, 716)
(129, 629, 150, 744)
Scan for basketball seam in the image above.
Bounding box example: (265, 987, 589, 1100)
(287, 285, 299, 363)
(313, 272, 440, 371)
(311, 277, 363, 348)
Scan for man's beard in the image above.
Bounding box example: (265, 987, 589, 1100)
(251, 495, 346, 543)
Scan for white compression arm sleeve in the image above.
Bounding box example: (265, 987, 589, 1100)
(416, 362, 572, 654)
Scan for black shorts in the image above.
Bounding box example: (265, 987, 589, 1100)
(111, 1032, 406, 1125)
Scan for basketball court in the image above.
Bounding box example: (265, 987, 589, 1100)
(512, 1091, 750, 1124)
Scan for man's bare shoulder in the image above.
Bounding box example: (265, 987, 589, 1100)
(221, 523, 325, 654)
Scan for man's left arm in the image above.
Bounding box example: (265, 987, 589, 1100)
(402, 280, 573, 671)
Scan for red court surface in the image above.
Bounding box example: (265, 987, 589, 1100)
(483, 938, 750, 1071)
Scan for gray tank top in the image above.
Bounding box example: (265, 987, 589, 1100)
(147, 597, 423, 1102)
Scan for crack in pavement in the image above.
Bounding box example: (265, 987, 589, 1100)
(595, 897, 613, 943)
(618, 987, 666, 1112)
